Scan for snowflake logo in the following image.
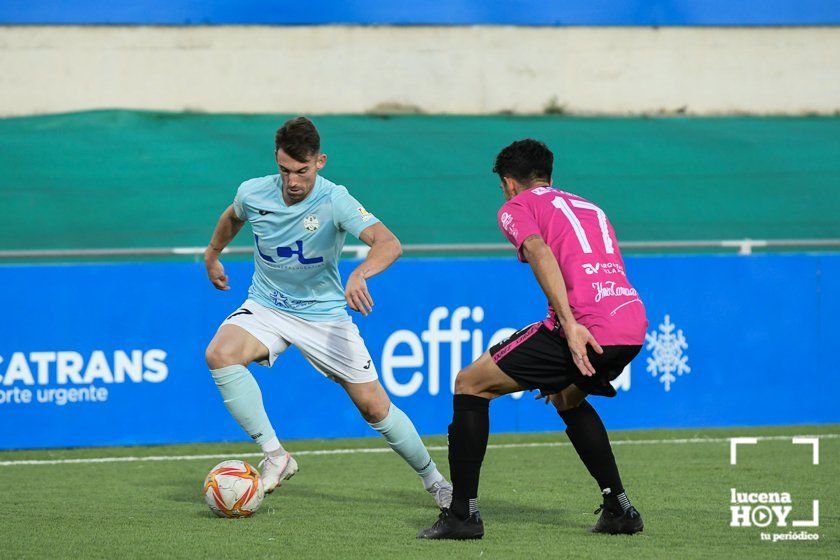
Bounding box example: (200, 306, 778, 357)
(645, 315, 690, 392)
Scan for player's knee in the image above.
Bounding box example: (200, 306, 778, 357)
(358, 400, 390, 423)
(205, 342, 242, 370)
(453, 369, 473, 395)
(552, 392, 584, 414)
(455, 368, 482, 395)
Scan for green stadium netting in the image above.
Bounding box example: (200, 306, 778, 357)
(1, 111, 838, 252)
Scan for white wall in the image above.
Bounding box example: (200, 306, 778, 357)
(1, 26, 838, 116)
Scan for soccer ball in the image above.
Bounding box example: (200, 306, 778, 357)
(203, 460, 264, 518)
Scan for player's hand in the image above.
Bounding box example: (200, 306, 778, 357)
(565, 321, 603, 376)
(205, 257, 230, 291)
(345, 270, 374, 316)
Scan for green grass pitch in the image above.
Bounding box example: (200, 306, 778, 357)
(1, 425, 837, 559)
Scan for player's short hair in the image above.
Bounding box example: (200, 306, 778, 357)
(275, 117, 321, 162)
(492, 139, 553, 183)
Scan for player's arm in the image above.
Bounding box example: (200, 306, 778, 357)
(204, 204, 246, 291)
(521, 235, 603, 376)
(344, 222, 403, 316)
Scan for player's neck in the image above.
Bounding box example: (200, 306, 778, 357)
(515, 181, 551, 196)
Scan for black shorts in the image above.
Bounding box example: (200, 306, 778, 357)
(488, 323, 641, 397)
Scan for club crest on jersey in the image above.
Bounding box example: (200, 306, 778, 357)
(303, 214, 320, 231)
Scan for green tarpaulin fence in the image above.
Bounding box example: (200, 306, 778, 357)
(1, 111, 838, 251)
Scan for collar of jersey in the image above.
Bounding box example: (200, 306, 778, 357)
(509, 183, 554, 203)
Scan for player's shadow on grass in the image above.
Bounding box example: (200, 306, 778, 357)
(284, 485, 406, 508)
(166, 473, 580, 527)
(407, 497, 575, 529)
(288, 485, 575, 529)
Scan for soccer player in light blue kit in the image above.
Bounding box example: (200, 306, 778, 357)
(203, 117, 451, 508)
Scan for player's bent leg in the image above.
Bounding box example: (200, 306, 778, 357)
(549, 384, 587, 412)
(206, 325, 297, 493)
(206, 324, 269, 369)
(419, 353, 524, 540)
(454, 351, 524, 399)
(551, 386, 643, 535)
(339, 377, 391, 424)
(450, 353, 522, 517)
(341, 379, 453, 508)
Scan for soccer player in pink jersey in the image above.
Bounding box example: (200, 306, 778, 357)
(418, 139, 648, 540)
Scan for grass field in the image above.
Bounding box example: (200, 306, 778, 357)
(1, 425, 837, 559)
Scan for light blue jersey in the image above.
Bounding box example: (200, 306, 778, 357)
(232, 174, 379, 321)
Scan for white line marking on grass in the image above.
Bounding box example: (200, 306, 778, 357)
(1, 433, 837, 467)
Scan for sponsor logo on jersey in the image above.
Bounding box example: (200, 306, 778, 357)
(582, 262, 625, 275)
(270, 290, 317, 310)
(500, 212, 518, 237)
(255, 236, 324, 266)
(303, 214, 320, 231)
(258, 210, 274, 216)
(592, 281, 638, 303)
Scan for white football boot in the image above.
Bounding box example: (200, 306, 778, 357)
(426, 479, 453, 509)
(259, 452, 299, 494)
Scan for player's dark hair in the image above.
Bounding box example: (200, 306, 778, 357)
(492, 139, 553, 183)
(275, 117, 321, 162)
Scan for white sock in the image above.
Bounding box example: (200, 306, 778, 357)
(261, 436, 285, 456)
(421, 468, 445, 491)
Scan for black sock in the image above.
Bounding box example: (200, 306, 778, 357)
(558, 400, 630, 512)
(448, 394, 490, 519)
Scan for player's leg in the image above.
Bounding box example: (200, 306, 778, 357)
(551, 367, 643, 533)
(206, 304, 297, 493)
(417, 351, 523, 540)
(340, 379, 452, 507)
(552, 386, 631, 509)
(205, 324, 276, 447)
(288, 314, 452, 506)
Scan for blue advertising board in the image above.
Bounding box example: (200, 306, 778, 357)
(1, 0, 838, 26)
(0, 253, 837, 450)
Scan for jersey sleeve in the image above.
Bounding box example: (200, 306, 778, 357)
(232, 183, 248, 221)
(498, 200, 541, 262)
(332, 187, 381, 238)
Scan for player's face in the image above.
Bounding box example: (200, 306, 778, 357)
(276, 149, 327, 204)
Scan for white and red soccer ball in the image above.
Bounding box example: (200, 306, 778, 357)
(203, 460, 264, 518)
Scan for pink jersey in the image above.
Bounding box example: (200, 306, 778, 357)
(497, 186, 647, 346)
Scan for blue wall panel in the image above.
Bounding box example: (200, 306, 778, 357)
(0, 254, 837, 450)
(1, 1, 838, 26)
